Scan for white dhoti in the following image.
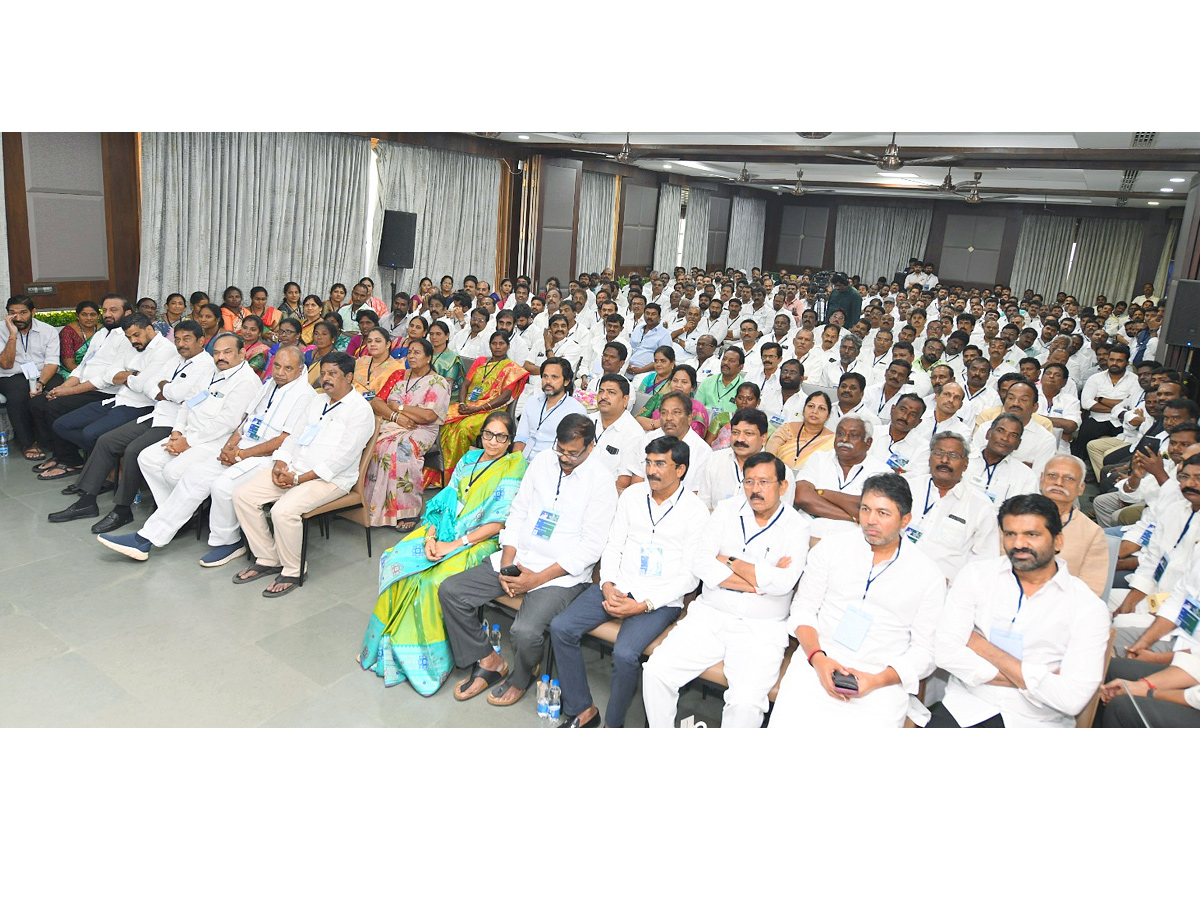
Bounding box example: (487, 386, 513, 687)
(768, 659, 910, 730)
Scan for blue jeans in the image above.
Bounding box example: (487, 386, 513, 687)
(549, 584, 681, 727)
(52, 401, 151, 465)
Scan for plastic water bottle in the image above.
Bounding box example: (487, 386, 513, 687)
(548, 680, 562, 724)
(490, 623, 502, 654)
(0, 431, 8, 458)
(133, 490, 142, 505)
(536, 674, 550, 719)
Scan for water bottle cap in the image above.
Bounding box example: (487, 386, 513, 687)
(491, 624, 500, 631)
(541, 674, 550, 682)
(551, 679, 559, 686)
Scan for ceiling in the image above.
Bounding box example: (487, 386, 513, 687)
(476, 132, 1200, 208)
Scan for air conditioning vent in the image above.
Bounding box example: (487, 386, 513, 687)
(1118, 169, 1140, 192)
(1131, 132, 1158, 148)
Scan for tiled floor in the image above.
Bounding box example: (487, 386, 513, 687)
(0, 450, 725, 727)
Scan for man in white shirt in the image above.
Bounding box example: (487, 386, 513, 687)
(493, 309, 530, 368)
(923, 382, 972, 438)
(698, 408, 795, 511)
(513, 358, 586, 462)
(227, 351, 376, 596)
(965, 413, 1039, 508)
(973, 379, 1057, 476)
(48, 320, 214, 532)
(867, 394, 930, 478)
(629, 391, 712, 493)
(520, 315, 585, 416)
(98, 345, 312, 565)
(443, 413, 618, 707)
(930, 493, 1112, 727)
(771, 473, 946, 729)
(549, 435, 708, 728)
(643, 453, 809, 728)
(902, 431, 1000, 583)
(1075, 342, 1139, 459)
(755, 342, 785, 416)
(862, 360, 913, 423)
(818, 334, 868, 390)
(581, 315, 629, 385)
(889, 343, 933, 397)
(0, 295, 62, 459)
(587, 373, 644, 488)
(1037, 362, 1082, 452)
(451, 307, 492, 365)
(794, 415, 890, 541)
(864, 328, 894, 386)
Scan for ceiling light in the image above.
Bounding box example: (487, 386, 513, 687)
(1160, 187, 1174, 193)
(1169, 177, 1186, 183)
(878, 172, 920, 179)
(663, 164, 672, 169)
(517, 135, 530, 140)
(1148, 201, 1160, 206)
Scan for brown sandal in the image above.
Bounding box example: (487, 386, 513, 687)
(453, 660, 509, 701)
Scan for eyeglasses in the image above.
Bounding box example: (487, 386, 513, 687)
(929, 449, 966, 461)
(744, 478, 779, 489)
(553, 440, 589, 461)
(481, 430, 510, 443)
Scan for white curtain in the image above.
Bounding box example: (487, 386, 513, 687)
(1153, 219, 1180, 299)
(372, 141, 501, 294)
(1064, 217, 1146, 306)
(1008, 214, 1075, 298)
(0, 147, 9, 302)
(652, 183, 683, 274)
(575, 170, 616, 273)
(833, 205, 930, 283)
(138, 132, 371, 302)
(682, 187, 712, 271)
(727, 194, 768, 274)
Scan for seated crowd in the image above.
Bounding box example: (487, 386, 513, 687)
(2, 263, 1195, 727)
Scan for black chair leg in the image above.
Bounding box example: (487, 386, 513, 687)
(365, 525, 372, 557)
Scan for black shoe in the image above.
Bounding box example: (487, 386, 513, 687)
(97, 480, 115, 495)
(48, 501, 100, 523)
(559, 712, 601, 728)
(61, 483, 82, 495)
(91, 509, 134, 534)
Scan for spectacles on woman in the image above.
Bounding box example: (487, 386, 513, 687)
(481, 430, 510, 443)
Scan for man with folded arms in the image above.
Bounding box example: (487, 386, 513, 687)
(794, 415, 889, 542)
(50, 319, 212, 532)
(587, 373, 644, 489)
(698, 408, 794, 511)
(442, 414, 617, 707)
(549, 435, 707, 727)
(770, 473, 945, 729)
(929, 494, 1111, 727)
(642, 453, 808, 728)
(98, 345, 311, 564)
(227, 352, 375, 596)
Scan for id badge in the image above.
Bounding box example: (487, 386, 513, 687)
(832, 605, 874, 652)
(363, 390, 376, 401)
(708, 405, 723, 421)
(989, 627, 1025, 660)
(971, 475, 997, 503)
(185, 390, 210, 409)
(532, 509, 560, 541)
(298, 423, 321, 446)
(886, 452, 909, 473)
(903, 525, 923, 544)
(468, 386, 483, 402)
(1178, 597, 1199, 636)
(639, 544, 664, 577)
(1136, 524, 1156, 548)
(246, 416, 264, 440)
(1153, 553, 1170, 583)
(768, 413, 785, 429)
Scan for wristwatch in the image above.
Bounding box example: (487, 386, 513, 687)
(728, 556, 738, 565)
(643, 598, 655, 614)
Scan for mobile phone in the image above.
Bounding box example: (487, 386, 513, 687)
(832, 672, 859, 695)
(500, 565, 520, 577)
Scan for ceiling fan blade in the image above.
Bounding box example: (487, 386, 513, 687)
(904, 154, 963, 167)
(826, 153, 879, 164)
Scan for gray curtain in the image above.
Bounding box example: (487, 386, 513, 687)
(652, 183, 683, 274)
(138, 132, 371, 302)
(0, 147, 9, 302)
(1064, 217, 1146, 306)
(575, 170, 616, 273)
(373, 141, 501, 294)
(727, 194, 768, 274)
(833, 205, 931, 283)
(681, 187, 712, 271)
(1153, 219, 1180, 299)
(1008, 214, 1075, 298)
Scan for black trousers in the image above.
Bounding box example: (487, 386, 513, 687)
(1072, 416, 1119, 460)
(925, 701, 1005, 728)
(28, 391, 106, 456)
(0, 373, 63, 451)
(75, 419, 172, 506)
(1096, 657, 1200, 728)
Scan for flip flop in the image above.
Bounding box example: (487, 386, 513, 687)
(33, 459, 58, 473)
(395, 517, 421, 533)
(37, 466, 82, 481)
(486, 678, 528, 707)
(23, 448, 46, 461)
(453, 661, 509, 701)
(262, 576, 301, 597)
(232, 563, 283, 585)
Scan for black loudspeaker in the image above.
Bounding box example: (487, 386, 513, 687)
(378, 210, 417, 269)
(1164, 279, 1200, 347)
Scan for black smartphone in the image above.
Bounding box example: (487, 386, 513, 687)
(499, 565, 520, 577)
(832, 672, 859, 695)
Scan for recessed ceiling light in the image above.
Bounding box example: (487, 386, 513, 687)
(1160, 187, 1175, 193)
(773, 185, 781, 190)
(663, 164, 672, 169)
(879, 172, 920, 179)
(1148, 201, 1160, 206)
(1169, 177, 1186, 183)
(517, 135, 530, 140)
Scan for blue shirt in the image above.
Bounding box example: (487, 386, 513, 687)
(514, 392, 587, 461)
(627, 323, 672, 368)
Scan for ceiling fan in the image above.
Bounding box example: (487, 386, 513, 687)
(826, 133, 961, 171)
(954, 172, 1017, 204)
(796, 132, 832, 140)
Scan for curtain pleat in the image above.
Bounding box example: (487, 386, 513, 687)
(832, 205, 931, 284)
(1064, 218, 1146, 306)
(1007, 214, 1075, 298)
(137, 132, 371, 302)
(1153, 219, 1180, 299)
(372, 141, 501, 295)
(575, 171, 616, 273)
(652, 183, 683, 273)
(727, 194, 767, 273)
(682, 187, 712, 270)
(0, 147, 9, 301)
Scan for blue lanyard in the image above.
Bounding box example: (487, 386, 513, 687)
(982, 456, 1000, 487)
(733, 455, 744, 485)
(1174, 510, 1198, 549)
(264, 383, 279, 411)
(863, 543, 902, 605)
(837, 464, 864, 491)
(646, 486, 685, 534)
(1011, 572, 1024, 624)
(537, 394, 564, 432)
(922, 479, 938, 516)
(172, 359, 193, 380)
(739, 502, 785, 549)
(320, 400, 342, 420)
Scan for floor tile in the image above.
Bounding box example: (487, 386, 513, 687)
(255, 602, 374, 688)
(0, 652, 135, 726)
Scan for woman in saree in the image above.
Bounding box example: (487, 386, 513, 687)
(344, 309, 381, 358)
(707, 382, 762, 450)
(277, 281, 303, 320)
(194, 304, 223, 355)
(324, 312, 352, 351)
(305, 321, 338, 390)
(637, 364, 709, 437)
(362, 338, 452, 531)
(219, 285, 247, 333)
(427, 320, 464, 397)
(634, 346, 675, 423)
(298, 295, 325, 344)
(247, 286, 281, 337)
(240, 316, 271, 379)
(765, 390, 835, 471)
(352, 327, 403, 399)
(390, 315, 428, 362)
(264, 317, 312, 379)
(359, 410, 526, 695)
(153, 293, 187, 340)
(57, 299, 100, 382)
(438, 331, 528, 479)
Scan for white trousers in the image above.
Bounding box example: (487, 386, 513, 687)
(768, 657, 911, 730)
(138, 438, 224, 509)
(641, 602, 788, 728)
(139, 452, 270, 548)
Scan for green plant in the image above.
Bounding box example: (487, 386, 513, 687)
(35, 311, 78, 327)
